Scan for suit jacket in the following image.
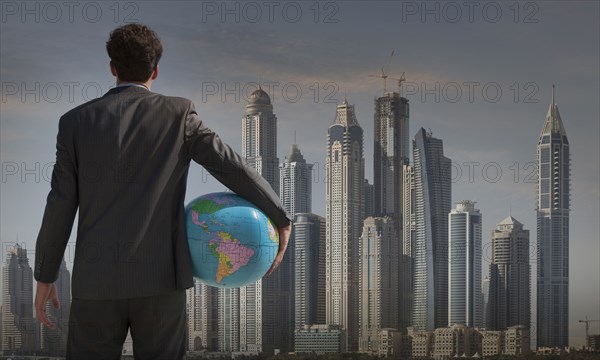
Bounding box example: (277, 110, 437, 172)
(34, 85, 291, 299)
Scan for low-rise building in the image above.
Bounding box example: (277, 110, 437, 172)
(504, 325, 530, 355)
(294, 324, 344, 354)
(409, 325, 529, 359)
(408, 327, 434, 358)
(377, 328, 404, 358)
(537, 346, 569, 356)
(588, 334, 600, 351)
(432, 325, 481, 359)
(480, 330, 504, 357)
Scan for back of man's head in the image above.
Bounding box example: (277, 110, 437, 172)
(106, 23, 163, 82)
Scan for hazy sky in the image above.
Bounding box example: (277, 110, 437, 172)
(1, 0, 598, 347)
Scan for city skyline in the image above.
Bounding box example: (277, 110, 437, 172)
(0, 82, 592, 355)
(1, 0, 598, 349)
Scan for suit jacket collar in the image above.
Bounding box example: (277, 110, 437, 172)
(104, 85, 152, 97)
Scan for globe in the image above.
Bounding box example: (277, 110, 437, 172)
(185, 192, 279, 288)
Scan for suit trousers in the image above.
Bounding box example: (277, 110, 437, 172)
(66, 289, 187, 360)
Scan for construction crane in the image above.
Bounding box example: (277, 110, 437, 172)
(389, 71, 407, 93)
(369, 50, 395, 94)
(579, 316, 600, 347)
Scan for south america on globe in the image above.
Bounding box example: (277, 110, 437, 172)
(185, 192, 279, 288)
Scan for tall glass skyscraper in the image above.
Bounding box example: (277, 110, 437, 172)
(294, 213, 326, 328)
(218, 287, 239, 352)
(242, 85, 280, 194)
(219, 86, 292, 354)
(326, 99, 365, 351)
(364, 179, 375, 219)
(488, 216, 530, 332)
(1, 243, 34, 353)
(280, 143, 313, 216)
(373, 92, 410, 219)
(245, 87, 292, 353)
(358, 216, 400, 353)
(411, 128, 451, 331)
(448, 201, 482, 328)
(536, 86, 570, 348)
(187, 279, 218, 351)
(373, 92, 411, 333)
(278, 142, 315, 353)
(279, 143, 313, 352)
(402, 164, 416, 331)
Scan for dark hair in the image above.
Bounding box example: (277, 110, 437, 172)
(106, 23, 163, 82)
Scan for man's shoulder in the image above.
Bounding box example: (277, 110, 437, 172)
(60, 94, 106, 120)
(161, 94, 193, 109)
(61, 89, 193, 120)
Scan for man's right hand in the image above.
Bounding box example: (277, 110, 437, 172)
(35, 281, 60, 329)
(266, 223, 292, 276)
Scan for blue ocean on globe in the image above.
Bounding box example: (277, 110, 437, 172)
(185, 192, 279, 288)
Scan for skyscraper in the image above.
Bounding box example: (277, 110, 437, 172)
(294, 213, 326, 328)
(448, 201, 483, 328)
(402, 164, 415, 258)
(40, 259, 70, 356)
(239, 87, 292, 354)
(373, 92, 411, 335)
(326, 99, 365, 351)
(411, 128, 452, 331)
(358, 216, 400, 353)
(402, 164, 415, 329)
(276, 142, 314, 354)
(482, 276, 490, 329)
(280, 143, 313, 216)
(187, 279, 218, 351)
(218, 288, 240, 352)
(242, 86, 280, 194)
(536, 86, 570, 348)
(488, 216, 530, 332)
(1, 243, 34, 353)
(240, 279, 262, 353)
(364, 179, 375, 219)
(373, 92, 410, 219)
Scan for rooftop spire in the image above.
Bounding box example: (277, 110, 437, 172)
(540, 85, 566, 137)
(285, 143, 305, 163)
(498, 215, 523, 227)
(333, 98, 359, 126)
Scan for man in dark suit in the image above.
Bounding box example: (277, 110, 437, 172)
(33, 23, 292, 359)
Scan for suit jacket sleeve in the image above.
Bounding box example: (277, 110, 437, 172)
(182, 101, 292, 228)
(34, 114, 79, 283)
